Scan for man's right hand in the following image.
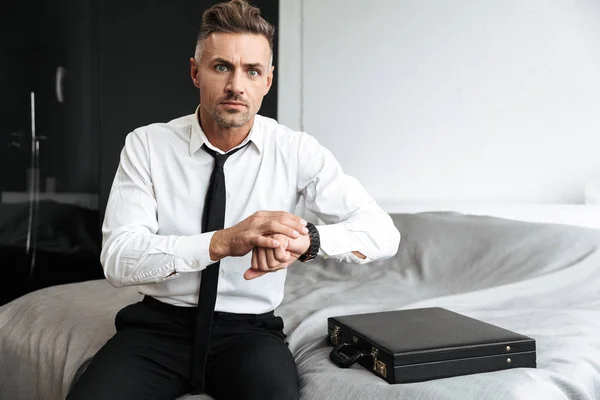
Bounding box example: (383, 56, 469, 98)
(209, 211, 308, 261)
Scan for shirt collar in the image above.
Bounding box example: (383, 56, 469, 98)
(189, 105, 263, 156)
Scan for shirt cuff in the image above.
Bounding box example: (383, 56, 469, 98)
(173, 232, 217, 272)
(316, 223, 355, 258)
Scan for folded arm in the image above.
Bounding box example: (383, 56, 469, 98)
(102, 130, 307, 288)
(247, 133, 401, 279)
(297, 133, 400, 264)
(101, 130, 216, 287)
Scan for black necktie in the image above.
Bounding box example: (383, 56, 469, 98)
(191, 142, 248, 393)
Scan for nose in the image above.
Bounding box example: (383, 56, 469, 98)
(225, 69, 244, 96)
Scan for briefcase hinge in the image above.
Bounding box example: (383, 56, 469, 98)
(371, 347, 379, 359)
(330, 326, 341, 345)
(371, 347, 387, 378)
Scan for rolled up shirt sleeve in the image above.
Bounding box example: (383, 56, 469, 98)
(296, 133, 400, 264)
(101, 129, 216, 288)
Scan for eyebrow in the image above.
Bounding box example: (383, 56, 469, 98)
(212, 57, 265, 70)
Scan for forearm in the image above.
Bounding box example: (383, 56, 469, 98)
(296, 134, 400, 263)
(316, 202, 400, 263)
(207, 229, 232, 261)
(101, 227, 215, 288)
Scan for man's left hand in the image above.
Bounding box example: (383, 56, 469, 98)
(244, 233, 310, 280)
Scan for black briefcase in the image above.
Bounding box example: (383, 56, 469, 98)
(328, 307, 536, 383)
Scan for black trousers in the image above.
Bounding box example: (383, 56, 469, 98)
(67, 296, 300, 400)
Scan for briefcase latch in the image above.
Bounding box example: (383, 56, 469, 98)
(371, 347, 387, 378)
(330, 326, 341, 345)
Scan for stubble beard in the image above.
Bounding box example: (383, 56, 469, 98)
(212, 107, 252, 128)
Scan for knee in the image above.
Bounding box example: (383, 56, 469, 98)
(67, 357, 94, 395)
(267, 389, 299, 400)
(248, 380, 299, 400)
(251, 362, 299, 400)
(229, 359, 299, 400)
(66, 357, 94, 400)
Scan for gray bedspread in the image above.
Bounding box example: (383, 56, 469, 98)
(1, 212, 600, 400)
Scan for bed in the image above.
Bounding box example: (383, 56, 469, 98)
(1, 203, 600, 400)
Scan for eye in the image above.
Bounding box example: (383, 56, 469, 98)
(215, 64, 229, 72)
(248, 69, 260, 77)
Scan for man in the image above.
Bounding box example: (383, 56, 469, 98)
(68, 1, 400, 399)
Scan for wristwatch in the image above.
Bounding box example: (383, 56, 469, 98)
(298, 222, 320, 262)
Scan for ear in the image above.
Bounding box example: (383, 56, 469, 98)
(264, 65, 275, 95)
(190, 57, 200, 88)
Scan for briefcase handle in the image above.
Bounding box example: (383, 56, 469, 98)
(329, 342, 368, 368)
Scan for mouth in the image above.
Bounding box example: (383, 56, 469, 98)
(221, 101, 247, 108)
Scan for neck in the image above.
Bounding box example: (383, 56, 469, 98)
(198, 106, 254, 152)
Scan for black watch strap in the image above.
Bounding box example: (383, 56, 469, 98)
(298, 222, 320, 262)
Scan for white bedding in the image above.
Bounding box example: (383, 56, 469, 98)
(288, 248, 600, 400)
(377, 201, 600, 230)
(1, 206, 600, 400)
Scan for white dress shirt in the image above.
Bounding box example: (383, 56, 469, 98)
(101, 108, 400, 313)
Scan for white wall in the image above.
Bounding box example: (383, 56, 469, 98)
(278, 0, 600, 204)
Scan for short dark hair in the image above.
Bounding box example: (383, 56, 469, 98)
(195, 0, 275, 62)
